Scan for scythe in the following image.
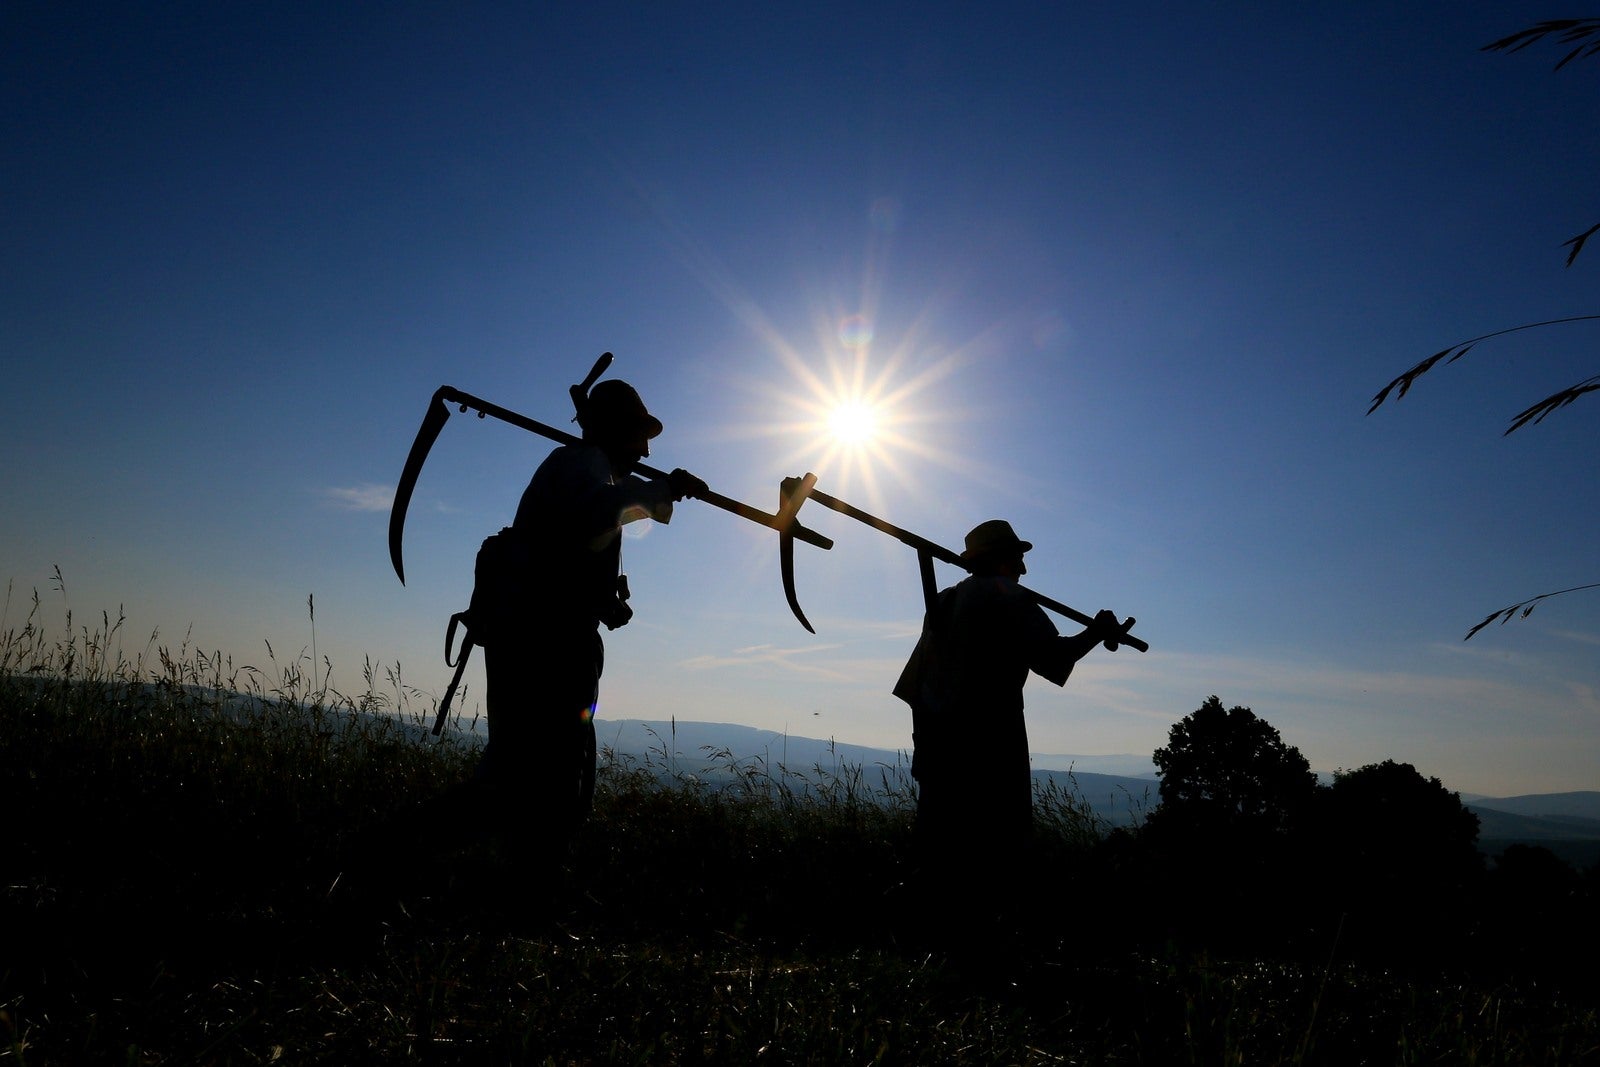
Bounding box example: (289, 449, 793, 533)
(388, 357, 833, 586)
(775, 474, 1148, 653)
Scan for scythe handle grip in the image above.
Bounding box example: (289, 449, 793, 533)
(432, 641, 471, 736)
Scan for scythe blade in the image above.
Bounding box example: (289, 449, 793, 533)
(780, 530, 813, 634)
(389, 387, 455, 584)
(777, 474, 818, 633)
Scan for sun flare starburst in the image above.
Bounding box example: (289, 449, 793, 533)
(727, 315, 992, 514)
(639, 189, 1004, 510)
(825, 401, 881, 446)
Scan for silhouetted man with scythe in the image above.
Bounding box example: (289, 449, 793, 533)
(483, 376, 707, 866)
(893, 519, 1127, 938)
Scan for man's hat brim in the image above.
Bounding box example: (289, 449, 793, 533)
(585, 380, 663, 438)
(960, 519, 1032, 560)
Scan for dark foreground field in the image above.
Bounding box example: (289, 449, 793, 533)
(4, 622, 1599, 1064)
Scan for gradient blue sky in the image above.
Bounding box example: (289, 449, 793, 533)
(5, 3, 1596, 797)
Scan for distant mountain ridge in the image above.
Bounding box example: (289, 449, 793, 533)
(596, 720, 1600, 851)
(1468, 794, 1600, 869)
(1466, 791, 1600, 821)
(594, 718, 1156, 779)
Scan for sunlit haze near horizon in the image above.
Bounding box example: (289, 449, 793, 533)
(5, 3, 1597, 798)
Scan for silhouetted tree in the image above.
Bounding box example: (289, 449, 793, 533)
(1323, 760, 1481, 882)
(1479, 844, 1597, 982)
(1368, 18, 1600, 635)
(1314, 760, 1483, 964)
(1293, 761, 1485, 967)
(1131, 698, 1320, 952)
(1147, 696, 1318, 838)
(1491, 843, 1580, 899)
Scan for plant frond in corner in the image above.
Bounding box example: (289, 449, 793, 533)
(1563, 223, 1600, 267)
(1367, 345, 1467, 415)
(1482, 18, 1600, 69)
(1465, 581, 1600, 640)
(1505, 374, 1600, 433)
(1367, 315, 1600, 416)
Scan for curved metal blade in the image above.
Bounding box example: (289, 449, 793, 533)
(777, 473, 819, 634)
(780, 529, 815, 634)
(389, 388, 454, 585)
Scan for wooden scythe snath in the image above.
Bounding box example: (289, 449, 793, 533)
(387, 354, 836, 735)
(775, 475, 1148, 653)
(387, 357, 834, 587)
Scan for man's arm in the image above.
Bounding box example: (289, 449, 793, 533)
(597, 461, 709, 529)
(566, 448, 683, 533)
(1032, 609, 1129, 686)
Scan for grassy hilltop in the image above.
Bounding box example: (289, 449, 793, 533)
(4, 603, 1600, 1064)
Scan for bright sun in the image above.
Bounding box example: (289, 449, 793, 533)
(695, 212, 998, 509)
(826, 401, 880, 446)
(734, 328, 978, 509)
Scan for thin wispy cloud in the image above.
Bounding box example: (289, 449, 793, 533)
(322, 484, 393, 513)
(1080, 648, 1560, 724)
(1552, 628, 1600, 648)
(681, 643, 852, 680)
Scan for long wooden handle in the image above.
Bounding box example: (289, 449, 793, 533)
(788, 476, 1149, 653)
(437, 387, 834, 549)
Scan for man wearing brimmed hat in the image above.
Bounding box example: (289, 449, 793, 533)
(480, 376, 708, 868)
(894, 518, 1125, 928)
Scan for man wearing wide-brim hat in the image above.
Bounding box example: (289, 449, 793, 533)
(480, 376, 708, 871)
(893, 518, 1126, 929)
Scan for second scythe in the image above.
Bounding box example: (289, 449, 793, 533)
(776, 475, 1148, 654)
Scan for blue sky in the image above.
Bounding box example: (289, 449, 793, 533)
(5, 2, 1596, 797)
